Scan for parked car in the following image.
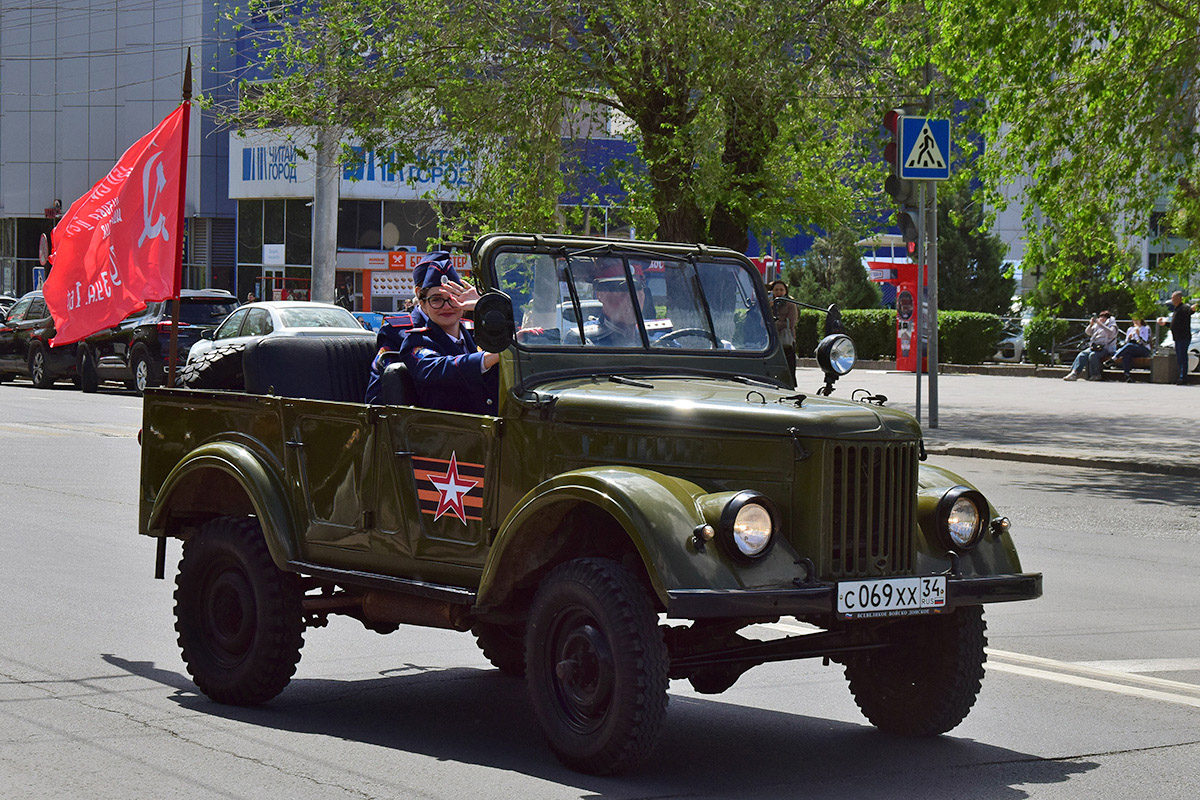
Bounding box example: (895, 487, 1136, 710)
(0, 294, 17, 314)
(992, 328, 1025, 362)
(0, 290, 78, 388)
(186, 301, 367, 366)
(77, 289, 239, 395)
(1156, 317, 1200, 374)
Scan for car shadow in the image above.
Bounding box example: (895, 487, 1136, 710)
(103, 654, 1096, 799)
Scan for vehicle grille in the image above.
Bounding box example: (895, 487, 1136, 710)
(828, 441, 918, 577)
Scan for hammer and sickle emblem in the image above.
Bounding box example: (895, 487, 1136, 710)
(138, 152, 170, 247)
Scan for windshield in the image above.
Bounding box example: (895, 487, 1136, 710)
(494, 250, 770, 352)
(278, 306, 360, 329)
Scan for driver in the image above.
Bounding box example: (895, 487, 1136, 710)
(570, 261, 669, 346)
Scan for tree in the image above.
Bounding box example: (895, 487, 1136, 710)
(785, 228, 881, 310)
(220, 0, 894, 250)
(923, 0, 1200, 284)
(935, 176, 1014, 314)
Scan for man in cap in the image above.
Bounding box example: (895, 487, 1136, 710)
(569, 260, 655, 347)
(364, 252, 499, 413)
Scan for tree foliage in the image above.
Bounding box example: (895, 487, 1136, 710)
(217, 0, 898, 249)
(784, 227, 882, 310)
(925, 0, 1200, 287)
(935, 176, 1013, 314)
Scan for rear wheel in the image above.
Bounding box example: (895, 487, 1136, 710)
(525, 558, 668, 775)
(844, 606, 987, 736)
(78, 347, 99, 393)
(174, 516, 305, 705)
(129, 348, 159, 395)
(28, 344, 53, 388)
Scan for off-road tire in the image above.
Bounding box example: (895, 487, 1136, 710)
(526, 558, 668, 775)
(129, 348, 160, 395)
(28, 343, 53, 388)
(178, 343, 247, 391)
(471, 621, 526, 677)
(78, 347, 99, 393)
(174, 515, 304, 705)
(844, 606, 987, 736)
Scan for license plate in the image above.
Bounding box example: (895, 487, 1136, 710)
(836, 576, 946, 618)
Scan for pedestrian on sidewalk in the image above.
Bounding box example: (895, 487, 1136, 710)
(1157, 291, 1197, 385)
(1113, 315, 1152, 381)
(769, 280, 798, 380)
(1063, 310, 1118, 381)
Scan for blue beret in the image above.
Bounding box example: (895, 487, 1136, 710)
(412, 251, 460, 292)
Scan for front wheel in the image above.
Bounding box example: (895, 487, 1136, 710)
(174, 516, 305, 705)
(525, 558, 668, 775)
(844, 606, 987, 736)
(78, 347, 99, 393)
(28, 344, 53, 388)
(471, 621, 526, 677)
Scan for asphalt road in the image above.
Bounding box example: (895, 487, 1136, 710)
(0, 381, 1196, 799)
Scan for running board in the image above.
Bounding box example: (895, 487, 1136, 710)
(287, 560, 477, 605)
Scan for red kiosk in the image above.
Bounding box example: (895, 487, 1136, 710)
(868, 259, 928, 372)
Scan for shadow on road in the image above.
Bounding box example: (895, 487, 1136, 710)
(103, 653, 1097, 799)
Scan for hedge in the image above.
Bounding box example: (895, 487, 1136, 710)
(1024, 315, 1070, 366)
(791, 308, 1004, 365)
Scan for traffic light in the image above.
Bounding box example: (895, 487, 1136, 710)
(883, 109, 918, 249)
(882, 109, 914, 206)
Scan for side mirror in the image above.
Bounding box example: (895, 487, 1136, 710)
(473, 291, 515, 353)
(201, 329, 215, 341)
(823, 303, 844, 336)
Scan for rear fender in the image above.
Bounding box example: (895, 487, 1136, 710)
(145, 441, 296, 570)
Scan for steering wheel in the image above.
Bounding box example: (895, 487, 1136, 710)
(654, 327, 721, 348)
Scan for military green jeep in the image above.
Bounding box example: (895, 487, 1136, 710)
(140, 233, 1041, 775)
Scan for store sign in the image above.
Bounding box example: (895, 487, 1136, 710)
(228, 128, 477, 202)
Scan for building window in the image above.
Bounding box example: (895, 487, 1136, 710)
(238, 199, 311, 265)
(337, 200, 383, 250)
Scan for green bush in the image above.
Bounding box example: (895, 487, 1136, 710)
(840, 309, 895, 360)
(795, 309, 823, 356)
(1025, 315, 1069, 365)
(937, 311, 1004, 365)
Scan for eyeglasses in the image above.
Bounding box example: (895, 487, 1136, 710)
(421, 294, 455, 309)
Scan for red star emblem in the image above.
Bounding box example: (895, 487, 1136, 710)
(427, 452, 478, 524)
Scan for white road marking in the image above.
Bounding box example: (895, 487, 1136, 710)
(759, 620, 1200, 709)
(1070, 658, 1200, 674)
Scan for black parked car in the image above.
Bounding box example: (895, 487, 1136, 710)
(0, 290, 78, 388)
(77, 289, 238, 395)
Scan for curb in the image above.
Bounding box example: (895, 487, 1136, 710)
(924, 445, 1200, 478)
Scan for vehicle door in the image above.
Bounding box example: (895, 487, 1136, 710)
(192, 307, 248, 362)
(0, 296, 33, 372)
(279, 399, 375, 569)
(369, 407, 500, 582)
(238, 307, 274, 347)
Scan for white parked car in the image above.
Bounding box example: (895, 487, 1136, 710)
(186, 301, 368, 364)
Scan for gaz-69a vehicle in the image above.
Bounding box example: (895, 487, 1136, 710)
(140, 233, 1041, 775)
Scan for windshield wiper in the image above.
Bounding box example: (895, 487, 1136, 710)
(607, 375, 655, 388)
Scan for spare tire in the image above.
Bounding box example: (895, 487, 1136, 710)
(178, 343, 247, 391)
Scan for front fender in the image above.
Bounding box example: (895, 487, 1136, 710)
(917, 461, 1022, 575)
(146, 441, 297, 570)
(477, 467, 804, 613)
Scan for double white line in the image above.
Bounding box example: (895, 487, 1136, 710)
(760, 620, 1200, 710)
(986, 649, 1200, 710)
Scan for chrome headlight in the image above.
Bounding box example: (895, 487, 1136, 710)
(816, 334, 856, 375)
(719, 491, 778, 562)
(937, 486, 987, 550)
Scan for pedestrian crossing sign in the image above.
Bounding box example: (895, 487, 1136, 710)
(899, 117, 951, 180)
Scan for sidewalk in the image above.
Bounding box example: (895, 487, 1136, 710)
(795, 366, 1200, 477)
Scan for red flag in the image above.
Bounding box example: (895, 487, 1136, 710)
(44, 103, 189, 346)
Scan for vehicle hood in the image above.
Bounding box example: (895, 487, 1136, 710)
(529, 376, 921, 441)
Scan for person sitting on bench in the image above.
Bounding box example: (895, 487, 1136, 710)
(1112, 315, 1152, 382)
(364, 252, 499, 413)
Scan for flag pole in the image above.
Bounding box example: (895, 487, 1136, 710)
(167, 48, 192, 392)
(157, 48, 191, 583)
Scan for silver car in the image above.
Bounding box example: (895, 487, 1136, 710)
(186, 301, 368, 364)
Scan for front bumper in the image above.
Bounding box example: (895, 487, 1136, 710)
(666, 572, 1042, 619)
